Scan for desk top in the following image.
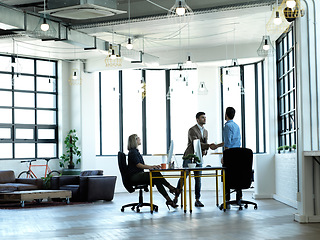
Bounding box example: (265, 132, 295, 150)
(149, 166, 225, 172)
(304, 151, 320, 156)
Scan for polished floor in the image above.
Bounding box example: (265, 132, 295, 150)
(1, 190, 320, 240)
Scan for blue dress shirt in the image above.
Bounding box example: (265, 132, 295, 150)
(223, 120, 241, 148)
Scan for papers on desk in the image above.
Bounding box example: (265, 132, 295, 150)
(194, 139, 203, 164)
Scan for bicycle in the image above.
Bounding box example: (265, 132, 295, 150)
(18, 158, 61, 178)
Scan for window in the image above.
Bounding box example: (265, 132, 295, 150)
(221, 61, 266, 153)
(0, 55, 58, 160)
(276, 25, 296, 148)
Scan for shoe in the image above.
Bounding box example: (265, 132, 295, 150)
(166, 200, 178, 210)
(169, 187, 181, 196)
(195, 200, 204, 207)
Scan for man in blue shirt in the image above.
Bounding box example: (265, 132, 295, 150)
(223, 107, 241, 150)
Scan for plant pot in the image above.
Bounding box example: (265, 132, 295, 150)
(68, 164, 75, 169)
(188, 163, 197, 168)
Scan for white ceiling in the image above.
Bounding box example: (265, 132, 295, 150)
(0, 0, 289, 63)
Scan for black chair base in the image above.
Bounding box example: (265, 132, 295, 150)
(220, 199, 258, 210)
(120, 187, 158, 213)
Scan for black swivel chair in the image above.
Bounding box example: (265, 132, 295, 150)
(117, 151, 158, 212)
(220, 148, 258, 210)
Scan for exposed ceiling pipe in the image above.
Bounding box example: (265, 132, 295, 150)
(0, 2, 112, 53)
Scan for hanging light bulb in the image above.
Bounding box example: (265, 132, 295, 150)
(11, 56, 17, 68)
(263, 39, 270, 51)
(40, 18, 49, 31)
(72, 71, 77, 80)
(126, 38, 133, 50)
(176, 1, 185, 16)
(286, 0, 296, 9)
(110, 49, 117, 59)
(274, 11, 282, 25)
(198, 82, 208, 95)
(186, 55, 192, 65)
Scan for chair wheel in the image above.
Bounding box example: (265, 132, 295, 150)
(136, 207, 140, 212)
(131, 206, 135, 211)
(254, 205, 258, 210)
(154, 206, 158, 212)
(239, 206, 243, 210)
(121, 208, 124, 212)
(244, 204, 248, 209)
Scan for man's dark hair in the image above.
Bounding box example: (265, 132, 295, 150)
(226, 107, 235, 119)
(196, 112, 206, 119)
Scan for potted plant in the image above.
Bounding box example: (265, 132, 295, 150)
(292, 144, 296, 152)
(183, 154, 200, 168)
(60, 129, 81, 169)
(284, 145, 290, 153)
(277, 146, 284, 154)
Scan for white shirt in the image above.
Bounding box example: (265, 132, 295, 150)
(196, 123, 205, 138)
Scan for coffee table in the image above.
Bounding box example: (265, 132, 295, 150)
(0, 189, 72, 207)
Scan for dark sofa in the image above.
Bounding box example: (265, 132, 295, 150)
(0, 170, 43, 192)
(51, 170, 117, 202)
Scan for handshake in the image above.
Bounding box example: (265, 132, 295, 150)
(209, 142, 224, 150)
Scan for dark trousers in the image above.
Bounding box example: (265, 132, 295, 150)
(131, 172, 171, 198)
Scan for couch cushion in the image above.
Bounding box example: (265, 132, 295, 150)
(80, 170, 103, 176)
(6, 183, 38, 191)
(0, 184, 17, 192)
(0, 170, 16, 183)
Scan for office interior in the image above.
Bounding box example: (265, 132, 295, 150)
(0, 0, 320, 224)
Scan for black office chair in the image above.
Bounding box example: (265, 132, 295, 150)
(219, 148, 258, 210)
(117, 151, 158, 212)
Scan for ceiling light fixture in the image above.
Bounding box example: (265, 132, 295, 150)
(41, 0, 49, 32)
(257, 35, 274, 57)
(198, 82, 208, 95)
(110, 49, 117, 59)
(168, 0, 193, 19)
(286, 0, 296, 9)
(274, 11, 282, 25)
(72, 71, 77, 80)
(126, 38, 133, 50)
(186, 55, 192, 65)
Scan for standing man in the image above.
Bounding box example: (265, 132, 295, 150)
(223, 107, 241, 151)
(223, 107, 241, 202)
(174, 112, 223, 207)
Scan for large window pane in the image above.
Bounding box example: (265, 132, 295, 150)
(170, 70, 198, 154)
(0, 143, 12, 158)
(38, 143, 56, 158)
(38, 129, 55, 139)
(146, 70, 166, 154)
(123, 70, 143, 152)
(0, 56, 11, 72)
(37, 110, 56, 125)
(36, 60, 55, 76)
(100, 71, 120, 155)
(37, 77, 56, 92)
(0, 74, 12, 89)
(17, 58, 34, 74)
(244, 65, 256, 151)
(14, 75, 34, 91)
(0, 109, 12, 123)
(37, 94, 56, 108)
(0, 91, 12, 106)
(16, 128, 34, 139)
(0, 128, 11, 139)
(15, 143, 35, 158)
(15, 109, 35, 124)
(14, 92, 34, 108)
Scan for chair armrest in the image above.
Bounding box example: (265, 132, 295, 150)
(50, 175, 80, 189)
(15, 178, 44, 189)
(86, 176, 117, 202)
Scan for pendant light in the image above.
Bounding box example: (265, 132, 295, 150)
(168, 0, 193, 20)
(126, 0, 133, 50)
(257, 35, 274, 57)
(273, 0, 282, 25)
(286, 0, 296, 9)
(41, 0, 49, 32)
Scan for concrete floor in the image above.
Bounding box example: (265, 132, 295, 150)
(1, 191, 320, 240)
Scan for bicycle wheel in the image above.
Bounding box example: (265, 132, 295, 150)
(18, 171, 33, 178)
(47, 170, 61, 177)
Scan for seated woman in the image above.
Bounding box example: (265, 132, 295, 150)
(127, 134, 179, 209)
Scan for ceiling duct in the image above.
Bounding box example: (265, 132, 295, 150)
(45, 0, 126, 20)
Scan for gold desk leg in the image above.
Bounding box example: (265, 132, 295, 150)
(222, 169, 226, 211)
(215, 170, 219, 207)
(149, 171, 153, 213)
(189, 170, 192, 213)
(183, 170, 187, 213)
